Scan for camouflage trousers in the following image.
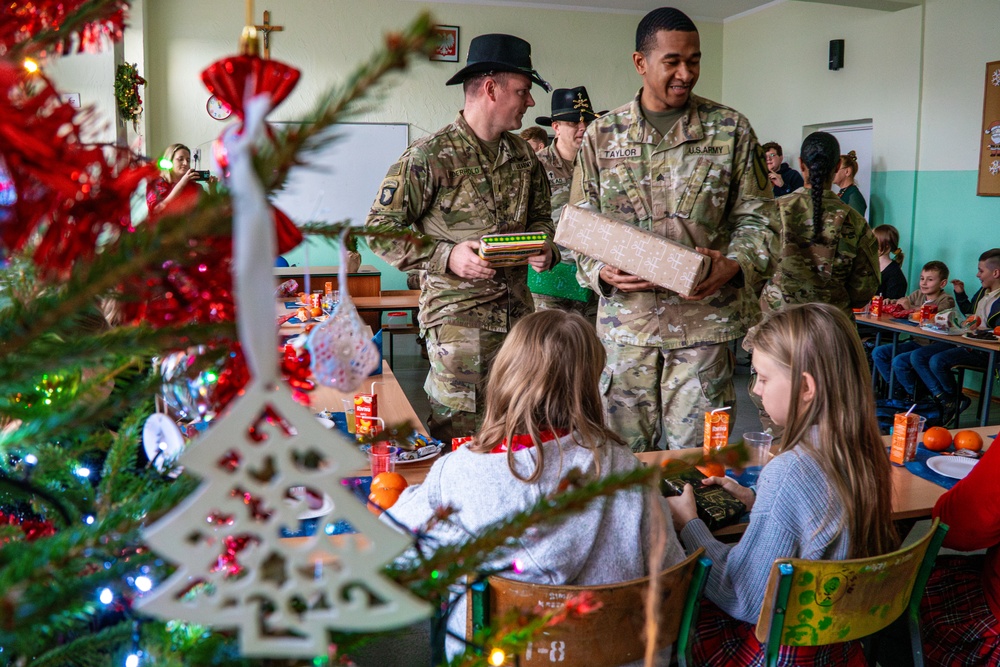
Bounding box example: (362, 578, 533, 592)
(532, 292, 599, 323)
(601, 341, 736, 452)
(423, 324, 505, 444)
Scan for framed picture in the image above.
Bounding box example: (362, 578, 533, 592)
(431, 25, 459, 62)
(977, 60, 1000, 196)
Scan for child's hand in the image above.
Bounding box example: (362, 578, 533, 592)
(951, 279, 965, 294)
(703, 476, 756, 511)
(665, 483, 699, 530)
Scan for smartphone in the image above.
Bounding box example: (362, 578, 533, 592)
(191, 170, 211, 181)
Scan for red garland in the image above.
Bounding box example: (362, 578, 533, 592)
(0, 0, 128, 57)
(0, 62, 156, 277)
(0, 511, 56, 543)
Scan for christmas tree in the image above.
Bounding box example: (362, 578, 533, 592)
(0, 2, 730, 665)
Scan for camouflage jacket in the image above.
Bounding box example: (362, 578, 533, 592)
(535, 139, 580, 266)
(365, 112, 554, 333)
(570, 91, 778, 348)
(758, 189, 880, 318)
(536, 140, 574, 222)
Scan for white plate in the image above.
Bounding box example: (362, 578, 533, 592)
(926, 455, 977, 480)
(962, 332, 998, 342)
(360, 443, 443, 465)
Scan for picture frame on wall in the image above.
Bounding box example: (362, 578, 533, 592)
(431, 25, 459, 62)
(977, 60, 1000, 196)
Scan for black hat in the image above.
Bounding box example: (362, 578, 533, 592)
(445, 33, 551, 91)
(536, 87, 601, 126)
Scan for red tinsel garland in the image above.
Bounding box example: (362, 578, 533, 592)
(0, 511, 56, 543)
(0, 0, 128, 57)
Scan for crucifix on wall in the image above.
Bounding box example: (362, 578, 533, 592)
(254, 10, 284, 59)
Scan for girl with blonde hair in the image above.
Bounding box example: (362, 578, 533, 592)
(146, 143, 210, 214)
(834, 149, 867, 217)
(668, 303, 897, 666)
(387, 309, 685, 664)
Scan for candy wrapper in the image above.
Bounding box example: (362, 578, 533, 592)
(276, 279, 299, 297)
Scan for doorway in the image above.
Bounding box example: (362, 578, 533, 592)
(804, 120, 873, 222)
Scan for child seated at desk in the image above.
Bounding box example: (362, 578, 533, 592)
(384, 310, 685, 664)
(667, 304, 897, 666)
(872, 260, 956, 400)
(908, 249, 1000, 424)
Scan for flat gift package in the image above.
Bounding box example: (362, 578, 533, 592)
(478, 232, 547, 267)
(661, 467, 746, 532)
(554, 205, 712, 297)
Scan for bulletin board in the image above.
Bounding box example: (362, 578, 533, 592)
(977, 60, 1000, 196)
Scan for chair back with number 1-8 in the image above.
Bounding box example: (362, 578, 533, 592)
(467, 548, 710, 667)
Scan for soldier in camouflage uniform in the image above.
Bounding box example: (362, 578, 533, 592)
(365, 34, 557, 443)
(747, 131, 880, 437)
(569, 8, 778, 451)
(530, 87, 600, 320)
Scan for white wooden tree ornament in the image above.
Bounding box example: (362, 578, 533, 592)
(138, 95, 429, 658)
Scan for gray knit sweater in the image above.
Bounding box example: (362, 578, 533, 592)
(679, 446, 849, 624)
(384, 433, 686, 664)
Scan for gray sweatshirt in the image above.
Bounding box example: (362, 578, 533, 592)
(384, 433, 686, 664)
(680, 446, 849, 624)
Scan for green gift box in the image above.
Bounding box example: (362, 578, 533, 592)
(528, 261, 592, 303)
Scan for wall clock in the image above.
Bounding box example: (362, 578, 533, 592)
(206, 94, 232, 120)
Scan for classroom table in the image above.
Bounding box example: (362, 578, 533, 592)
(636, 424, 994, 536)
(311, 361, 435, 486)
(856, 313, 999, 426)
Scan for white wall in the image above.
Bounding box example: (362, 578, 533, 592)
(144, 0, 724, 162)
(44, 49, 118, 145)
(721, 1, 923, 173)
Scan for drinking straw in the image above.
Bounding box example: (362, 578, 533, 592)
(905, 403, 917, 416)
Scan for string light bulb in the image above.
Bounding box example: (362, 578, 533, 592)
(134, 576, 153, 592)
(23, 58, 39, 74)
(488, 648, 506, 666)
(125, 654, 140, 667)
(99, 588, 113, 604)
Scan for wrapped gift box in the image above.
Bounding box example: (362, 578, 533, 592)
(555, 205, 711, 297)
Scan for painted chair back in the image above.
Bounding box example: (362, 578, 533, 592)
(755, 518, 948, 667)
(468, 548, 710, 667)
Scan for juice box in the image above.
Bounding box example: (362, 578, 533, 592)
(920, 302, 939, 325)
(354, 392, 379, 440)
(889, 412, 920, 465)
(700, 408, 730, 476)
(870, 295, 883, 318)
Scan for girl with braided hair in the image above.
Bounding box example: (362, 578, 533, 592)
(747, 131, 880, 437)
(754, 131, 880, 322)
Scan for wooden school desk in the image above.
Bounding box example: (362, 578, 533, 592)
(856, 313, 999, 426)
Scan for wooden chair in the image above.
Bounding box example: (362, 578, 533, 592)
(467, 548, 710, 667)
(755, 518, 948, 667)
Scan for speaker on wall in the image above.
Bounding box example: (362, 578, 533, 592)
(829, 39, 845, 70)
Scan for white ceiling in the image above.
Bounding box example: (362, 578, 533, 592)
(411, 0, 921, 22)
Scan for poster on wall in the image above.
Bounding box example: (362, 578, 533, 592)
(977, 60, 1000, 196)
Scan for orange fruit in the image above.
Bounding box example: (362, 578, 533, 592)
(696, 463, 726, 478)
(922, 426, 953, 452)
(368, 486, 404, 514)
(310, 306, 323, 317)
(953, 430, 984, 453)
(371, 471, 408, 493)
(994, 325, 1000, 337)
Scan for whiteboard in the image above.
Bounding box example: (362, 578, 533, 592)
(269, 122, 411, 289)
